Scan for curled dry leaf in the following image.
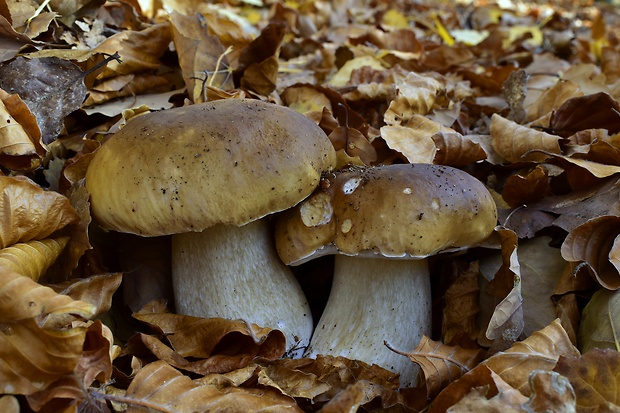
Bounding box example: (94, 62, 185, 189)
(482, 319, 580, 397)
(0, 265, 95, 395)
(121, 360, 302, 413)
(431, 131, 487, 166)
(554, 348, 620, 412)
(442, 261, 481, 344)
(480, 228, 524, 348)
(380, 116, 456, 163)
(132, 310, 286, 361)
(0, 176, 80, 250)
(53, 273, 122, 317)
(560, 215, 620, 290)
(578, 288, 620, 353)
(93, 23, 172, 80)
(317, 380, 407, 413)
(384, 71, 444, 124)
(490, 113, 561, 163)
(550, 92, 620, 138)
(396, 336, 485, 400)
(429, 364, 527, 413)
(0, 237, 69, 281)
(501, 165, 550, 207)
(0, 89, 44, 171)
(169, 11, 234, 103)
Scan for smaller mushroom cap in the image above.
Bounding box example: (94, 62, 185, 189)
(275, 164, 498, 265)
(85, 99, 337, 236)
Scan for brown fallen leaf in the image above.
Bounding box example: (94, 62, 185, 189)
(490, 113, 561, 163)
(482, 319, 580, 397)
(0, 57, 89, 145)
(479, 228, 524, 349)
(554, 348, 620, 412)
(561, 215, 620, 290)
(501, 165, 550, 207)
(0, 237, 69, 281)
(578, 288, 620, 353)
(443, 261, 481, 345)
(0, 176, 80, 250)
(52, 273, 122, 317)
(132, 310, 286, 366)
(0, 88, 44, 171)
(115, 360, 303, 412)
(431, 131, 487, 166)
(550, 92, 620, 138)
(169, 11, 234, 103)
(393, 336, 485, 400)
(429, 364, 527, 413)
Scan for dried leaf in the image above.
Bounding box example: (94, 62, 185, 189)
(578, 288, 620, 353)
(501, 165, 550, 207)
(123, 360, 302, 412)
(481, 228, 524, 348)
(169, 11, 234, 103)
(429, 364, 527, 413)
(561, 216, 620, 290)
(443, 262, 481, 344)
(0, 237, 69, 281)
(0, 89, 44, 171)
(0, 175, 79, 250)
(0, 57, 88, 144)
(317, 380, 406, 413)
(554, 349, 620, 412)
(235, 23, 285, 96)
(381, 116, 456, 163)
(53, 273, 122, 317)
(550, 92, 620, 138)
(400, 336, 485, 400)
(431, 132, 487, 166)
(482, 319, 580, 397)
(132, 310, 285, 361)
(490, 113, 561, 163)
(93, 22, 172, 79)
(384, 72, 444, 123)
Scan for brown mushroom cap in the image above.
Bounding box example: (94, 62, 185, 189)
(275, 164, 498, 264)
(85, 99, 337, 236)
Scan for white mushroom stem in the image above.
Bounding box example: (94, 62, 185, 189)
(171, 219, 313, 358)
(304, 256, 431, 387)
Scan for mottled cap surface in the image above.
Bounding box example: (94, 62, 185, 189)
(85, 98, 337, 236)
(275, 164, 498, 265)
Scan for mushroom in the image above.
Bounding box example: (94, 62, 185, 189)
(85, 98, 337, 357)
(274, 164, 497, 385)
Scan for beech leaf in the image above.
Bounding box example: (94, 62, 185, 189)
(0, 176, 80, 250)
(397, 336, 485, 399)
(0, 237, 69, 281)
(490, 113, 561, 163)
(122, 360, 302, 413)
(578, 288, 620, 353)
(482, 319, 580, 397)
(561, 215, 620, 290)
(554, 348, 620, 412)
(133, 310, 286, 361)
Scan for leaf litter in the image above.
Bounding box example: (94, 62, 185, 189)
(1, 0, 620, 412)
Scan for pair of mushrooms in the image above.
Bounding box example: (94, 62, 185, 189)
(85, 98, 497, 386)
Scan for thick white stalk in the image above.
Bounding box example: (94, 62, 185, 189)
(305, 256, 431, 387)
(171, 219, 313, 358)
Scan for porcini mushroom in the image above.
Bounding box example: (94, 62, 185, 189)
(85, 98, 337, 356)
(275, 164, 497, 385)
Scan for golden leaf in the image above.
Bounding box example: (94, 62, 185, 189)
(483, 319, 580, 397)
(490, 114, 561, 163)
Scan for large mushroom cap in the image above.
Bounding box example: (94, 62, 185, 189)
(275, 163, 498, 265)
(85, 98, 337, 236)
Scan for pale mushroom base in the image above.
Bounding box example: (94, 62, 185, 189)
(172, 219, 313, 358)
(305, 256, 431, 387)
